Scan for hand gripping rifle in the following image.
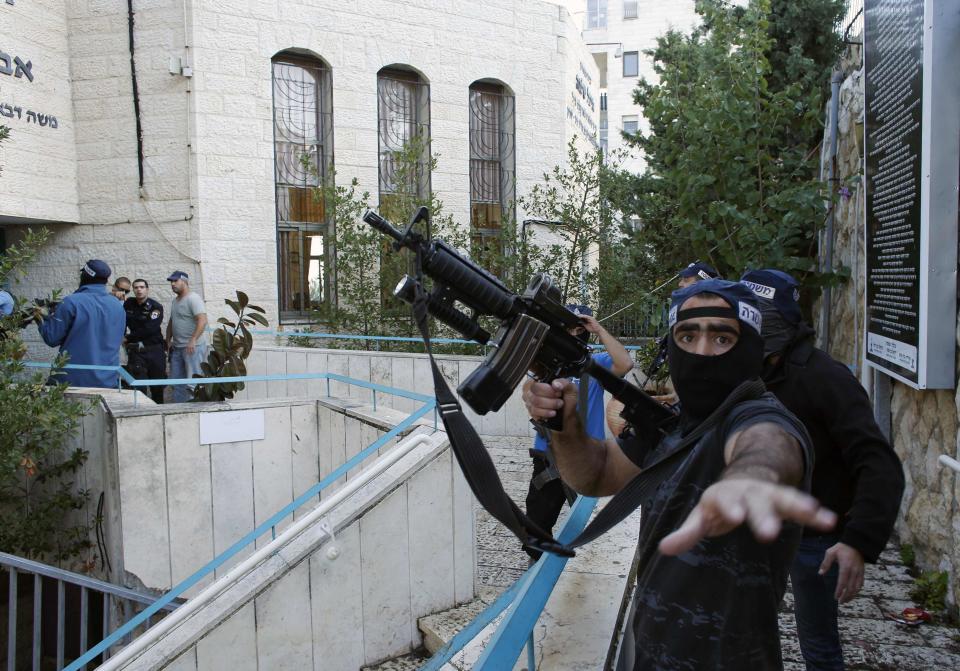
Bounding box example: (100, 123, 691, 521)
(364, 206, 681, 556)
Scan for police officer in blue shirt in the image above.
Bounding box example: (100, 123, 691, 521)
(524, 304, 634, 559)
(123, 278, 167, 403)
(38, 260, 126, 388)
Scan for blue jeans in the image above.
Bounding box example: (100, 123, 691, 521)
(169, 344, 207, 403)
(791, 534, 844, 671)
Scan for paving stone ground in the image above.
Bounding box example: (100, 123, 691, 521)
(368, 435, 960, 669)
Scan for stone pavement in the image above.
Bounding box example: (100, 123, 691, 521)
(368, 434, 960, 670)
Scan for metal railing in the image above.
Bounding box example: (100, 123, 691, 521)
(939, 454, 960, 475)
(61, 375, 436, 671)
(12, 349, 615, 668)
(418, 495, 598, 670)
(1, 552, 181, 671)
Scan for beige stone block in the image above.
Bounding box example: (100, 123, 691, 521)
(359, 485, 413, 663)
(165, 413, 215, 594)
(195, 601, 258, 671)
(310, 523, 364, 671)
(210, 440, 255, 578)
(254, 561, 314, 669)
(116, 414, 172, 590)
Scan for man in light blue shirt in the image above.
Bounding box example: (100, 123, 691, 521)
(524, 304, 634, 559)
(38, 260, 126, 388)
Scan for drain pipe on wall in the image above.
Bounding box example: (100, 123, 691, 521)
(819, 69, 843, 353)
(126, 0, 144, 189)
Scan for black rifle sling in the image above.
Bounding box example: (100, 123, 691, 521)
(410, 263, 558, 551)
(410, 255, 765, 555)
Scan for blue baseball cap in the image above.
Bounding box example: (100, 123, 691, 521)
(166, 270, 189, 282)
(565, 304, 594, 317)
(669, 279, 762, 335)
(740, 269, 802, 325)
(678, 261, 721, 281)
(81, 259, 111, 283)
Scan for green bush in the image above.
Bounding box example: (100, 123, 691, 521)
(0, 228, 93, 562)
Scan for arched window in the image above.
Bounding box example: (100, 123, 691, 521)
(377, 66, 430, 309)
(272, 52, 333, 320)
(469, 81, 515, 263)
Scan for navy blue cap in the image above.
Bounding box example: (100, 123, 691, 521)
(740, 269, 802, 324)
(81, 259, 111, 282)
(565, 303, 594, 317)
(669, 279, 762, 334)
(678, 261, 721, 281)
(166, 270, 189, 282)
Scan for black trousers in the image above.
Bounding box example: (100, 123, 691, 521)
(126, 346, 166, 404)
(523, 454, 569, 560)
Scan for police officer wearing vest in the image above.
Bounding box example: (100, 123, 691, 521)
(123, 278, 167, 403)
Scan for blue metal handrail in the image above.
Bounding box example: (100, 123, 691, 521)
(416, 496, 597, 670)
(63, 376, 436, 671)
(250, 327, 651, 350)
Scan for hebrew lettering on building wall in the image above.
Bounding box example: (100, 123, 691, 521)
(0, 51, 34, 81)
(0, 100, 57, 129)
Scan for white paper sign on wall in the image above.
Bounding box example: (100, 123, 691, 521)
(199, 409, 265, 445)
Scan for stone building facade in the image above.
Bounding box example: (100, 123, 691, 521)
(1, 0, 599, 342)
(581, 0, 699, 176)
(817, 45, 960, 605)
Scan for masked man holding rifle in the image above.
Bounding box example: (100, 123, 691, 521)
(523, 280, 836, 670)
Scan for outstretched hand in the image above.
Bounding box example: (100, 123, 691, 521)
(658, 479, 837, 556)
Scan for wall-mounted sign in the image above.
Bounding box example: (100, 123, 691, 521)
(0, 103, 57, 127)
(568, 61, 599, 149)
(863, 0, 959, 388)
(199, 409, 266, 445)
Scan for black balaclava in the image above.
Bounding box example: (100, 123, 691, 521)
(740, 269, 803, 360)
(666, 280, 765, 432)
(757, 298, 799, 358)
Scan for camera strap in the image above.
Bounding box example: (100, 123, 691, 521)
(410, 248, 765, 556)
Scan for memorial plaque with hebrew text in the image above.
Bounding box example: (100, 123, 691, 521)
(864, 0, 924, 383)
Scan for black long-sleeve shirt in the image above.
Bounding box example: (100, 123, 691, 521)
(123, 297, 165, 347)
(764, 328, 905, 562)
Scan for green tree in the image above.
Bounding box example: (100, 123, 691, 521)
(519, 139, 620, 307)
(613, 0, 844, 296)
(0, 228, 92, 562)
(304, 137, 644, 348)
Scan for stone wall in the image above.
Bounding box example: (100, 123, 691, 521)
(7, 0, 599, 356)
(0, 0, 79, 224)
(817, 47, 960, 605)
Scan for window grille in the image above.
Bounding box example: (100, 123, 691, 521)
(377, 67, 431, 311)
(469, 82, 516, 266)
(271, 54, 333, 320)
(624, 1, 638, 19)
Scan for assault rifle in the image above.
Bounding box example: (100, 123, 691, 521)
(363, 206, 677, 440)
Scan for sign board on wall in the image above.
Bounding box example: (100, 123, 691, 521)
(199, 409, 266, 445)
(863, 0, 959, 388)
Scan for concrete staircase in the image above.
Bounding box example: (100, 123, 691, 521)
(365, 491, 644, 671)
